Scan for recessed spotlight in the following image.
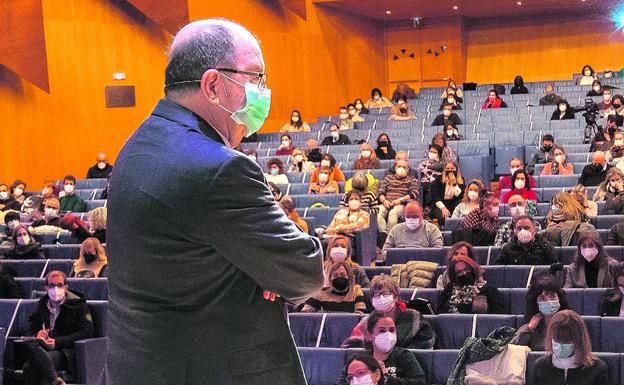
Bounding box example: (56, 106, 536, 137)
(517, 1, 522, 5)
(386, 10, 391, 14)
(453, 5, 459, 10)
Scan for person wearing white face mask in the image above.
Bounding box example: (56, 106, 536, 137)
(495, 195, 542, 246)
(599, 262, 624, 316)
(498, 216, 556, 265)
(381, 201, 443, 261)
(309, 166, 340, 194)
(502, 169, 539, 214)
(280, 109, 311, 132)
(586, 79, 603, 96)
(565, 232, 617, 288)
(336, 314, 426, 385)
(338, 106, 355, 130)
(432, 103, 462, 126)
(550, 99, 575, 120)
(59, 175, 87, 214)
(17, 270, 94, 385)
(30, 197, 61, 228)
(341, 353, 384, 385)
(275, 134, 294, 156)
(452, 179, 485, 218)
(0, 183, 16, 211)
(323, 235, 369, 289)
(541, 144, 574, 176)
(498, 157, 537, 195)
(577, 64, 598, 86)
(378, 160, 419, 234)
(86, 152, 114, 179)
(598, 88, 613, 111)
(6, 179, 27, 211)
(533, 310, 608, 385)
(8, 226, 46, 259)
(287, 148, 315, 173)
(342, 274, 436, 350)
(365, 88, 393, 109)
(321, 123, 352, 146)
(353, 143, 381, 170)
(325, 191, 370, 238)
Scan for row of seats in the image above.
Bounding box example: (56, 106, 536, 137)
(445, 215, 624, 232)
(298, 347, 623, 385)
(12, 278, 107, 300)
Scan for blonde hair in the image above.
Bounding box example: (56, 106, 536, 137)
(359, 143, 377, 160)
(461, 179, 485, 204)
(74, 237, 108, 276)
(291, 148, 308, 161)
(442, 159, 465, 185)
(88, 207, 107, 232)
(549, 192, 585, 222)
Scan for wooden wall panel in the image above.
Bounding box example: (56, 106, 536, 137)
(125, 0, 189, 34)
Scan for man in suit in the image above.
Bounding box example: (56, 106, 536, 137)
(105, 19, 324, 385)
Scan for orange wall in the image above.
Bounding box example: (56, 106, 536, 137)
(466, 15, 624, 84)
(0, 0, 387, 186)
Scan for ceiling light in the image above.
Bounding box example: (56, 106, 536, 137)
(453, 5, 458, 10)
(386, 10, 391, 14)
(517, 1, 522, 5)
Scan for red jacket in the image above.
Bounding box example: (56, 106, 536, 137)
(483, 98, 504, 109)
(498, 175, 537, 196)
(502, 188, 539, 204)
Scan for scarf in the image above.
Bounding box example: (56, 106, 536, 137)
(447, 278, 486, 313)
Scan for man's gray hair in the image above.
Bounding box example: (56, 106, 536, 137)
(164, 24, 236, 95)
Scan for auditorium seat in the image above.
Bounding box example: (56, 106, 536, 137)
(298, 347, 347, 385)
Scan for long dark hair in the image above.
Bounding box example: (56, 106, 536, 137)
(582, 64, 595, 76)
(345, 353, 383, 378)
(524, 276, 570, 323)
(290, 109, 303, 128)
(573, 232, 610, 270)
(511, 169, 532, 192)
(376, 133, 392, 149)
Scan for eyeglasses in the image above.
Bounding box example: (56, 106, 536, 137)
(346, 369, 372, 382)
(45, 283, 66, 288)
(216, 68, 268, 90)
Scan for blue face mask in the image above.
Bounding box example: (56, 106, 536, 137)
(270, 168, 279, 176)
(219, 74, 271, 138)
(552, 340, 574, 358)
(538, 300, 560, 316)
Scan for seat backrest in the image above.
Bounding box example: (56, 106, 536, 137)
(87, 300, 108, 337)
(386, 248, 446, 265)
(0, 299, 19, 331)
(42, 245, 81, 260)
(601, 317, 624, 353)
(1, 260, 45, 278)
(289, 313, 322, 347)
(320, 313, 361, 348)
(298, 347, 347, 385)
(431, 350, 460, 385)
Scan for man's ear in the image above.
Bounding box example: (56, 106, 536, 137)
(199, 69, 221, 106)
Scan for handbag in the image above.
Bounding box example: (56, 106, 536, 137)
(464, 344, 530, 385)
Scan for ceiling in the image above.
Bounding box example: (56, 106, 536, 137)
(312, 0, 621, 21)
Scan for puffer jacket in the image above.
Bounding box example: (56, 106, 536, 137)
(391, 261, 439, 288)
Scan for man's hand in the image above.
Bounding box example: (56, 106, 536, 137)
(263, 291, 279, 302)
(36, 329, 48, 340)
(45, 338, 55, 349)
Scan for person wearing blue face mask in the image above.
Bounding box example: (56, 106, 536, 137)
(512, 276, 570, 351)
(264, 158, 289, 185)
(533, 310, 608, 385)
(106, 19, 324, 385)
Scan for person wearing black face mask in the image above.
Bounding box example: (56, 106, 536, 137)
(528, 134, 555, 175)
(73, 237, 108, 278)
(375, 133, 396, 160)
(437, 256, 505, 314)
(301, 262, 366, 313)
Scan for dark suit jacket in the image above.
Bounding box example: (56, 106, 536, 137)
(106, 99, 324, 385)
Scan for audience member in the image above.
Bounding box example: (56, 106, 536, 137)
(377, 160, 419, 234)
(306, 138, 323, 163)
(438, 93, 462, 110)
(533, 310, 608, 384)
(41, 180, 59, 199)
(7, 179, 27, 211)
(494, 195, 534, 246)
(451, 179, 485, 218)
(604, 94, 624, 118)
(436, 241, 478, 289)
(73, 237, 108, 278)
(586, 79, 604, 96)
(539, 83, 562, 106)
(338, 353, 384, 385)
(347, 103, 365, 122)
(604, 180, 624, 214)
(8, 226, 46, 259)
(278, 195, 308, 233)
(341, 172, 378, 213)
(30, 198, 61, 228)
(86, 153, 113, 179)
(352, 143, 381, 170)
(577, 64, 598, 85)
(323, 235, 369, 288)
(325, 190, 370, 237)
(499, 158, 537, 193)
(264, 158, 289, 185)
(440, 79, 464, 100)
(354, 98, 370, 115)
(502, 169, 539, 208)
(510, 75, 529, 94)
(550, 99, 575, 120)
(59, 176, 87, 214)
(430, 160, 465, 224)
(431, 102, 462, 126)
(381, 201, 443, 260)
(592, 167, 624, 202)
(343, 274, 435, 349)
(565, 232, 616, 288)
(511, 276, 570, 351)
(338, 106, 355, 130)
(17, 271, 94, 385)
(302, 262, 366, 313)
(87, 206, 107, 243)
(458, 190, 500, 232)
(599, 262, 624, 315)
(275, 134, 294, 156)
(287, 148, 316, 173)
(482, 89, 508, 109)
(0, 183, 11, 211)
(598, 88, 613, 111)
(431, 133, 456, 161)
(321, 123, 351, 146)
(391, 82, 417, 102)
(571, 184, 598, 219)
(498, 215, 556, 265)
(579, 151, 610, 187)
(310, 153, 345, 183)
(590, 130, 612, 153)
(544, 193, 596, 246)
(366, 88, 393, 109)
(437, 255, 505, 314)
(389, 97, 416, 121)
(444, 123, 462, 141)
(607, 218, 624, 245)
(528, 134, 555, 174)
(2, 211, 21, 244)
(540, 144, 574, 175)
(280, 109, 311, 132)
(375, 133, 396, 160)
(0, 263, 19, 298)
(309, 166, 340, 194)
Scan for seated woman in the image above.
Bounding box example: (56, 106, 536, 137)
(438, 93, 462, 110)
(419, 144, 444, 210)
(280, 109, 311, 132)
(544, 192, 596, 246)
(533, 310, 608, 385)
(586, 80, 604, 97)
(388, 97, 416, 121)
(287, 148, 316, 173)
(275, 134, 294, 156)
(592, 167, 624, 202)
(338, 353, 384, 385)
(458, 190, 500, 234)
(436, 241, 478, 289)
(482, 89, 508, 109)
(502, 169, 539, 209)
(540, 144, 574, 175)
(512, 276, 570, 351)
(550, 99, 575, 120)
(310, 153, 346, 183)
(302, 262, 366, 313)
(499, 157, 537, 193)
(444, 123, 462, 141)
(8, 226, 46, 259)
(565, 231, 617, 288)
(431, 133, 456, 161)
(430, 160, 465, 224)
(343, 274, 435, 349)
(6, 180, 27, 212)
(73, 237, 108, 278)
(352, 143, 382, 170)
(577, 64, 599, 86)
(347, 103, 365, 122)
(354, 98, 370, 115)
(335, 314, 427, 385)
(375, 133, 396, 160)
(599, 262, 624, 316)
(510, 75, 529, 94)
(0, 183, 11, 211)
(451, 179, 485, 218)
(365, 87, 394, 109)
(278, 195, 308, 233)
(498, 215, 556, 265)
(437, 254, 505, 314)
(325, 190, 370, 237)
(308, 166, 340, 194)
(341, 172, 378, 214)
(264, 158, 289, 185)
(440, 79, 464, 101)
(571, 184, 598, 218)
(324, 235, 369, 288)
